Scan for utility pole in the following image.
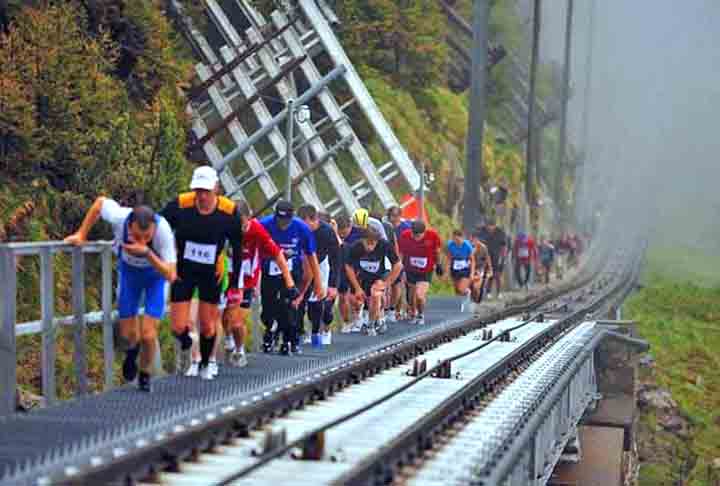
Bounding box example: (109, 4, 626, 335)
(577, 0, 596, 229)
(285, 98, 295, 201)
(462, 0, 491, 231)
(526, 0, 542, 233)
(418, 163, 426, 223)
(555, 0, 575, 231)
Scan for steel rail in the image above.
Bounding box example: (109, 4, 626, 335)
(214, 255, 634, 485)
(214, 315, 542, 485)
(337, 256, 639, 485)
(63, 262, 600, 486)
(481, 261, 642, 485)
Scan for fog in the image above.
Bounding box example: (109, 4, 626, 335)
(538, 0, 720, 253)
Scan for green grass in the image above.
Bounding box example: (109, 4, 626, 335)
(626, 246, 720, 485)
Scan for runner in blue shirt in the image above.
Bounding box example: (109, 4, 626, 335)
(259, 200, 323, 355)
(444, 229, 475, 308)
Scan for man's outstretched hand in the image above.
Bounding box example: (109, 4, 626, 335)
(64, 232, 87, 246)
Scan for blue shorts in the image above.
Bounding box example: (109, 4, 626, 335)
(118, 265, 166, 320)
(451, 269, 471, 281)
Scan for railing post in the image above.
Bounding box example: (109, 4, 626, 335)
(101, 247, 114, 390)
(0, 246, 18, 415)
(71, 247, 88, 395)
(40, 248, 56, 405)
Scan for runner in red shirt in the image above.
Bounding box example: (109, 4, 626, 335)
(221, 203, 294, 366)
(398, 220, 442, 324)
(512, 232, 537, 290)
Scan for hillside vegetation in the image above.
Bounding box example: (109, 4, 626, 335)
(626, 247, 720, 485)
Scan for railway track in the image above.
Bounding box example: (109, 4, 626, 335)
(2, 243, 637, 486)
(151, 252, 634, 486)
(145, 313, 579, 486)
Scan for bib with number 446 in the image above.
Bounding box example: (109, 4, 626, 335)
(184, 241, 216, 265)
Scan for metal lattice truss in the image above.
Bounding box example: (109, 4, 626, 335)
(178, 0, 420, 215)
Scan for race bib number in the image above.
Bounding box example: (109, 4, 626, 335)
(452, 259, 469, 270)
(518, 247, 530, 258)
(409, 257, 428, 269)
(359, 260, 380, 273)
(268, 258, 293, 276)
(121, 251, 151, 269)
(183, 241, 216, 265)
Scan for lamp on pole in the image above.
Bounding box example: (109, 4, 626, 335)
(285, 98, 295, 201)
(417, 164, 435, 223)
(284, 100, 310, 202)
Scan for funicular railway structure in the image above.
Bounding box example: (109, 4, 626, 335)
(0, 2, 644, 485)
(173, 0, 421, 214)
(0, 236, 645, 486)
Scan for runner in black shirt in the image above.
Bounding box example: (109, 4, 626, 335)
(475, 220, 508, 300)
(345, 227, 402, 335)
(298, 205, 341, 348)
(160, 166, 243, 379)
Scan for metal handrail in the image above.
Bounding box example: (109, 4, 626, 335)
(1, 241, 115, 416)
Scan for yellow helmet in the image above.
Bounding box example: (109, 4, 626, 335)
(352, 208, 369, 229)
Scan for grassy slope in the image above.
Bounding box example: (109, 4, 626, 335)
(626, 246, 720, 485)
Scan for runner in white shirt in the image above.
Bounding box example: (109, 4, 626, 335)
(65, 197, 176, 392)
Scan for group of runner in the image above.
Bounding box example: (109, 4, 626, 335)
(66, 164, 558, 392)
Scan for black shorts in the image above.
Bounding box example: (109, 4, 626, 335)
(360, 278, 377, 298)
(171, 270, 221, 304)
(451, 269, 471, 281)
(406, 271, 432, 285)
(491, 256, 505, 275)
(338, 273, 351, 293)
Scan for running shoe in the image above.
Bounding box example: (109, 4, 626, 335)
(460, 292, 472, 312)
(350, 316, 364, 333)
(341, 322, 353, 334)
(208, 359, 219, 378)
(185, 360, 200, 377)
(199, 364, 214, 381)
(280, 343, 292, 356)
(224, 336, 236, 353)
(138, 372, 152, 392)
(122, 351, 138, 382)
(291, 341, 303, 355)
(414, 314, 425, 325)
(303, 334, 312, 345)
(263, 330, 277, 353)
(496, 293, 503, 300)
(229, 351, 248, 368)
(178, 332, 198, 375)
(363, 321, 377, 336)
(376, 319, 388, 335)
